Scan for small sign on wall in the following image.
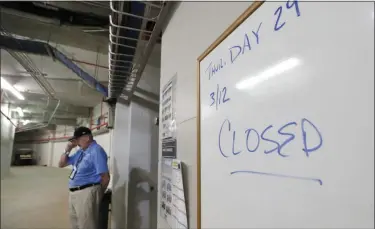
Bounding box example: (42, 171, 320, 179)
(160, 159, 188, 229)
(161, 74, 177, 158)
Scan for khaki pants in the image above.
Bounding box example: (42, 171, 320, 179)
(69, 185, 104, 229)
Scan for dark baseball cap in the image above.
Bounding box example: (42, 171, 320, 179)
(69, 126, 92, 141)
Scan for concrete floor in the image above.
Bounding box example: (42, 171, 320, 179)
(1, 166, 71, 229)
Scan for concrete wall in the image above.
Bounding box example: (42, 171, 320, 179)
(159, 2, 251, 228)
(24, 130, 112, 168)
(111, 101, 159, 229)
(127, 102, 159, 229)
(111, 102, 131, 229)
(1, 103, 16, 179)
(138, 65, 161, 96)
(34, 141, 52, 166)
(13, 99, 112, 169)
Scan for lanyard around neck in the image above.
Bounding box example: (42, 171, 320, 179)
(75, 152, 85, 168)
(74, 142, 94, 168)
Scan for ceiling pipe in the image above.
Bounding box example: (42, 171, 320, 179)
(5, 50, 57, 99)
(109, 0, 158, 21)
(108, 1, 131, 99)
(0, 109, 17, 127)
(139, 1, 164, 9)
(52, 48, 108, 97)
(108, 1, 150, 99)
(15, 122, 109, 143)
(125, 2, 174, 102)
(0, 7, 61, 26)
(71, 59, 108, 69)
(16, 99, 60, 133)
(0, 32, 109, 97)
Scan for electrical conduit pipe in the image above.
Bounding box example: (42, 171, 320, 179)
(21, 122, 108, 143)
(0, 110, 17, 127)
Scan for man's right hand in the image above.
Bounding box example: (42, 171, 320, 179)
(59, 141, 76, 168)
(65, 140, 77, 153)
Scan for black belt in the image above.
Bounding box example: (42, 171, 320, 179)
(69, 183, 100, 192)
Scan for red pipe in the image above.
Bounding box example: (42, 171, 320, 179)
(100, 100, 103, 122)
(0, 110, 17, 127)
(71, 59, 108, 69)
(36, 135, 71, 142)
(90, 122, 107, 130)
(89, 108, 93, 129)
(18, 122, 109, 143)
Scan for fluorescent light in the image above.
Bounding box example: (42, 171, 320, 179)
(236, 58, 301, 90)
(14, 85, 25, 92)
(1, 77, 25, 100)
(16, 107, 24, 117)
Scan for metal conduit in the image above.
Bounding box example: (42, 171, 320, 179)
(109, 0, 160, 21)
(109, 26, 139, 42)
(109, 36, 137, 50)
(109, 66, 131, 71)
(8, 51, 56, 98)
(108, 0, 144, 98)
(16, 99, 61, 133)
(109, 15, 153, 34)
(108, 1, 172, 100)
(0, 26, 57, 99)
(0, 26, 64, 132)
(123, 2, 173, 102)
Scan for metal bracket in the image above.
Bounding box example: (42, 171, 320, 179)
(104, 98, 117, 129)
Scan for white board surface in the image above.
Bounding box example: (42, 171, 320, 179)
(198, 2, 374, 228)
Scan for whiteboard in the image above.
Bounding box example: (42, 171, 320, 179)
(197, 2, 374, 228)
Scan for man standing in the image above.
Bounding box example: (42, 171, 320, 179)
(58, 126, 110, 229)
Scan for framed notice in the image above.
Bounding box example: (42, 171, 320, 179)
(161, 74, 177, 158)
(160, 159, 188, 229)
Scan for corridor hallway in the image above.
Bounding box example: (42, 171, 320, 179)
(1, 166, 71, 229)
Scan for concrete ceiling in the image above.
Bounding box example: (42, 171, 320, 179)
(0, 13, 108, 53)
(0, 1, 161, 130)
(1, 49, 104, 107)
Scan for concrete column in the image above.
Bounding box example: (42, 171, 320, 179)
(110, 102, 131, 229)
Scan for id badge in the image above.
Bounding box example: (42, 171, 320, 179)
(69, 166, 77, 180)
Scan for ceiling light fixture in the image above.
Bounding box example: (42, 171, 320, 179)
(14, 85, 26, 92)
(1, 77, 25, 100)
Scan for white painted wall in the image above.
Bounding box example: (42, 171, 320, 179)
(52, 141, 68, 167)
(27, 130, 111, 168)
(159, 2, 251, 228)
(95, 133, 111, 156)
(111, 100, 159, 229)
(110, 46, 160, 228)
(127, 102, 159, 229)
(1, 103, 16, 179)
(111, 102, 131, 229)
(138, 65, 161, 96)
(34, 142, 52, 166)
(16, 98, 113, 170)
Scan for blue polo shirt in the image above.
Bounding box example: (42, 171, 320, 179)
(67, 140, 109, 188)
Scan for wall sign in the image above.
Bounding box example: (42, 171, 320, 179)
(160, 159, 188, 229)
(161, 74, 177, 158)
